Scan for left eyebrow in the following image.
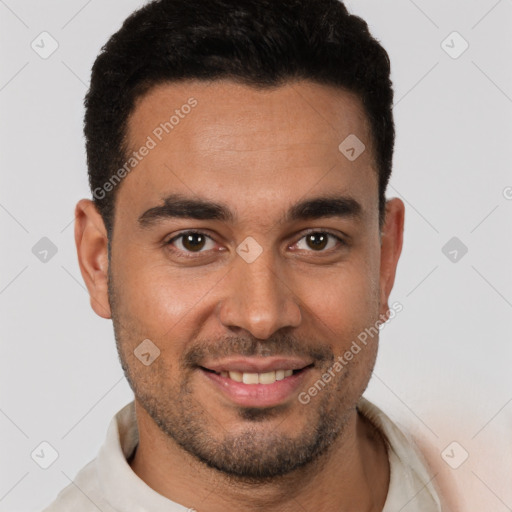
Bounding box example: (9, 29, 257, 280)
(285, 195, 362, 223)
(137, 192, 362, 229)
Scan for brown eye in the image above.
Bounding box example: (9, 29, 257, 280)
(167, 231, 216, 255)
(305, 233, 328, 251)
(181, 232, 206, 252)
(295, 231, 344, 252)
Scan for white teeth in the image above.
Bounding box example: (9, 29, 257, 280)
(228, 371, 243, 382)
(258, 371, 276, 384)
(223, 369, 296, 384)
(242, 372, 259, 384)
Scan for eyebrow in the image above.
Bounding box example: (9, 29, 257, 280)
(137, 193, 362, 229)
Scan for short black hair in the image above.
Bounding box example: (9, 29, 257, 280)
(84, 0, 394, 240)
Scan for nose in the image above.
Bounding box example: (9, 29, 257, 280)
(217, 245, 302, 340)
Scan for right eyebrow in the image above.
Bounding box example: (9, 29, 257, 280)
(138, 194, 234, 229)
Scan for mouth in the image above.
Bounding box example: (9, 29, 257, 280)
(198, 358, 314, 407)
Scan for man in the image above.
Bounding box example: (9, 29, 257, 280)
(44, 0, 444, 510)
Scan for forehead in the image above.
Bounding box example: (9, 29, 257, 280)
(127, 79, 373, 156)
(117, 79, 377, 229)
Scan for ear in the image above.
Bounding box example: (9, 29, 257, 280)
(74, 199, 112, 319)
(378, 198, 405, 320)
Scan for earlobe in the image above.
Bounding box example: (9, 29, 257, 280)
(378, 198, 405, 318)
(74, 199, 112, 319)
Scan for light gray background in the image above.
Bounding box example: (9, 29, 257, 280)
(1, 1, 511, 510)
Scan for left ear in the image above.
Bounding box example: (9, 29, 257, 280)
(378, 198, 405, 319)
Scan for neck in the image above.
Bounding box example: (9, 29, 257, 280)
(129, 401, 390, 512)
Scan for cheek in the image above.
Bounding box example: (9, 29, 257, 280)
(114, 254, 220, 347)
(304, 260, 380, 329)
(117, 254, 181, 315)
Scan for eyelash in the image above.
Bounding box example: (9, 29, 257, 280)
(165, 229, 346, 259)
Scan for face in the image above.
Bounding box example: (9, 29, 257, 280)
(76, 79, 404, 480)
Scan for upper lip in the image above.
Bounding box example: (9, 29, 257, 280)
(201, 357, 313, 374)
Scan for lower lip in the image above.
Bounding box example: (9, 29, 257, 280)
(200, 367, 311, 408)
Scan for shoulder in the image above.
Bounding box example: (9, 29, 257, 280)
(42, 401, 137, 512)
(41, 459, 115, 512)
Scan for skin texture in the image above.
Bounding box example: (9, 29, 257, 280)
(75, 80, 405, 512)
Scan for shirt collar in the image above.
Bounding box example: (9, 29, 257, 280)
(96, 400, 190, 511)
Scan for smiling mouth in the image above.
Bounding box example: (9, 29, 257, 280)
(200, 366, 312, 385)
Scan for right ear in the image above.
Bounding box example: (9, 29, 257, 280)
(74, 199, 112, 319)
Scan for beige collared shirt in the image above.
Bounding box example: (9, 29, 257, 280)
(42, 397, 444, 511)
